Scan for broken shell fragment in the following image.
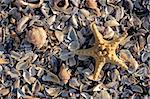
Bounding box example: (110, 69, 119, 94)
(0, 58, 9, 64)
(18, 0, 44, 8)
(26, 27, 47, 49)
(17, 15, 31, 32)
(0, 88, 10, 96)
(59, 64, 71, 84)
(105, 19, 120, 27)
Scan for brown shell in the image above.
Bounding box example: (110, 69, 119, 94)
(27, 27, 47, 49)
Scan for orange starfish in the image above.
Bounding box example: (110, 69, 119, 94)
(74, 22, 128, 80)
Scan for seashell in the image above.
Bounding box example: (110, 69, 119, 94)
(81, 92, 91, 99)
(68, 41, 80, 51)
(121, 89, 133, 98)
(45, 87, 61, 97)
(67, 27, 78, 41)
(59, 51, 74, 61)
(141, 16, 150, 31)
(32, 80, 41, 94)
(22, 84, 32, 95)
(54, 30, 65, 42)
(42, 69, 60, 84)
(70, 0, 80, 7)
(59, 64, 71, 84)
(79, 9, 90, 18)
(23, 70, 36, 84)
(36, 67, 44, 77)
(147, 34, 150, 45)
(0, 58, 8, 64)
(141, 52, 150, 62)
(29, 17, 44, 27)
(46, 15, 56, 26)
(0, 27, 4, 43)
(69, 77, 80, 89)
(17, 89, 25, 99)
(138, 35, 146, 52)
(0, 65, 3, 72)
(56, 22, 65, 30)
(61, 90, 69, 97)
(86, 0, 101, 16)
(16, 61, 30, 70)
(71, 15, 78, 28)
(130, 85, 143, 93)
(14, 78, 20, 88)
(93, 83, 107, 91)
(104, 19, 120, 27)
(99, 90, 112, 99)
(115, 6, 124, 21)
(0, 88, 10, 96)
(17, 15, 31, 32)
(103, 26, 115, 39)
(105, 81, 119, 89)
(18, 0, 44, 8)
(10, 51, 22, 61)
(67, 57, 76, 66)
(6, 68, 20, 78)
(29, 66, 37, 77)
(23, 96, 40, 99)
(26, 26, 47, 49)
(119, 49, 139, 70)
(134, 67, 149, 78)
(54, 0, 69, 10)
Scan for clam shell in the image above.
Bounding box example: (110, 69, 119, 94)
(46, 15, 56, 26)
(42, 70, 60, 84)
(141, 52, 150, 62)
(16, 61, 30, 70)
(45, 87, 61, 97)
(0, 88, 10, 96)
(59, 64, 71, 84)
(59, 52, 74, 61)
(68, 41, 80, 51)
(17, 15, 30, 32)
(130, 85, 143, 93)
(103, 26, 115, 39)
(80, 9, 90, 18)
(23, 70, 36, 84)
(105, 19, 120, 27)
(147, 34, 150, 45)
(26, 27, 47, 49)
(54, 30, 65, 42)
(69, 77, 80, 89)
(71, 15, 78, 28)
(99, 90, 112, 99)
(32, 80, 41, 94)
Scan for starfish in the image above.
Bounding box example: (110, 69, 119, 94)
(74, 22, 128, 80)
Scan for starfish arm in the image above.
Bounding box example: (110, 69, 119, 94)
(93, 57, 106, 80)
(112, 55, 128, 70)
(112, 31, 128, 47)
(74, 46, 96, 57)
(90, 22, 105, 44)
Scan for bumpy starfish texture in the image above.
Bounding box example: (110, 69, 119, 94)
(74, 22, 128, 80)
